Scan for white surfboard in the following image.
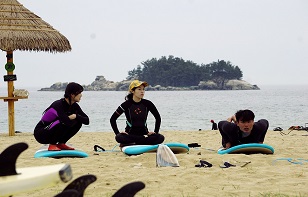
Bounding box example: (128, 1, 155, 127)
(0, 163, 72, 197)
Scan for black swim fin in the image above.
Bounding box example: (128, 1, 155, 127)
(54, 189, 79, 197)
(112, 181, 145, 197)
(0, 142, 28, 176)
(60, 174, 97, 197)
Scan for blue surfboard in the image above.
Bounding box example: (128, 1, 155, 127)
(217, 143, 274, 155)
(122, 142, 189, 155)
(34, 145, 88, 158)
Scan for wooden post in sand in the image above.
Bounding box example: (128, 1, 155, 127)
(0, 51, 27, 136)
(7, 51, 15, 136)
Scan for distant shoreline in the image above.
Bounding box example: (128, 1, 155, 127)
(0, 84, 307, 92)
(37, 77, 260, 91)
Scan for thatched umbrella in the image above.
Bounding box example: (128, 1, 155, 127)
(0, 0, 71, 136)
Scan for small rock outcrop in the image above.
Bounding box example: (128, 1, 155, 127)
(39, 82, 69, 91)
(225, 80, 259, 90)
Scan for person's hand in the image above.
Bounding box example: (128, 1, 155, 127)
(147, 131, 156, 135)
(68, 114, 77, 120)
(120, 131, 128, 135)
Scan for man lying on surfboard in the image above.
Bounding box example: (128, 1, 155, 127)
(34, 82, 89, 151)
(110, 80, 164, 147)
(218, 109, 269, 149)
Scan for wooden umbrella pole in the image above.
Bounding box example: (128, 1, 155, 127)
(7, 51, 15, 136)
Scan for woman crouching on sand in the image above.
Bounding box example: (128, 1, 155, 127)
(34, 82, 89, 151)
(110, 80, 164, 147)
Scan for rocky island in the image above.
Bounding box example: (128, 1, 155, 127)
(39, 76, 260, 91)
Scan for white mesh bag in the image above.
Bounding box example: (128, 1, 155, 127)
(156, 144, 180, 167)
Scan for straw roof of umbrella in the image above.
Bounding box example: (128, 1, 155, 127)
(0, 0, 71, 52)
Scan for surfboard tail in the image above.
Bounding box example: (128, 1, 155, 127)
(59, 164, 73, 183)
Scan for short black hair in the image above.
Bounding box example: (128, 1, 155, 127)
(64, 82, 83, 98)
(235, 109, 255, 122)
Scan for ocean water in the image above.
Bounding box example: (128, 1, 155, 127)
(0, 85, 307, 133)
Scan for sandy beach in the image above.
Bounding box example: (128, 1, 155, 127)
(0, 130, 307, 197)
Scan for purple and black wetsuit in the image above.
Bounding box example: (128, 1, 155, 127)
(110, 98, 164, 145)
(34, 98, 89, 144)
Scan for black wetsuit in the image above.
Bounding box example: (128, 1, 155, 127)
(110, 98, 164, 145)
(218, 119, 269, 147)
(212, 122, 218, 130)
(34, 98, 89, 144)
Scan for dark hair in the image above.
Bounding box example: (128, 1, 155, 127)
(125, 87, 137, 100)
(64, 82, 83, 98)
(235, 109, 255, 122)
(125, 92, 133, 100)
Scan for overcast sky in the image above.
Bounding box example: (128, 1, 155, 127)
(2, 0, 307, 88)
